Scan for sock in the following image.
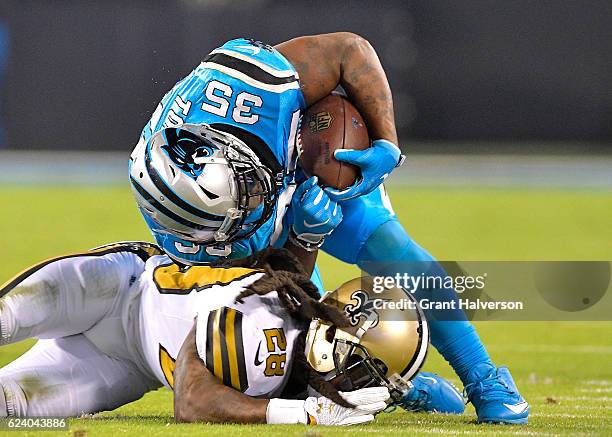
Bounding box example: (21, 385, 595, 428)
(357, 220, 494, 385)
(429, 321, 493, 385)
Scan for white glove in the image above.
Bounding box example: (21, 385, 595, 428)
(305, 386, 391, 425)
(266, 387, 390, 426)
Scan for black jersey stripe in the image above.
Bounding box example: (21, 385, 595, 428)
(205, 311, 215, 374)
(144, 149, 223, 222)
(218, 307, 232, 387)
(203, 52, 298, 86)
(233, 310, 249, 392)
(89, 241, 162, 260)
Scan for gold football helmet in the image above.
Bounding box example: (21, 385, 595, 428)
(305, 276, 429, 402)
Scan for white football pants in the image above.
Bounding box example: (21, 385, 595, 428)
(0, 251, 160, 417)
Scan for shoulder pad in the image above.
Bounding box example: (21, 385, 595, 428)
(89, 241, 163, 261)
(195, 298, 297, 397)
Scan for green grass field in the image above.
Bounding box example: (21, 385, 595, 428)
(1, 184, 611, 436)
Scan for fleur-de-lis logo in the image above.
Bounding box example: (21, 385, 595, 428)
(344, 290, 386, 328)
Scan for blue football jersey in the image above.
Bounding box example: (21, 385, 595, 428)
(133, 38, 306, 263)
(139, 38, 305, 172)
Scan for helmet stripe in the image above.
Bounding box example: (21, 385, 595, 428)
(145, 154, 224, 222)
(130, 176, 216, 232)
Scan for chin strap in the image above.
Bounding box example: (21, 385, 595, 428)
(214, 207, 243, 242)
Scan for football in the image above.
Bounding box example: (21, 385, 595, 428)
(297, 94, 370, 189)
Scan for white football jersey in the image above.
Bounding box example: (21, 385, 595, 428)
(136, 255, 302, 398)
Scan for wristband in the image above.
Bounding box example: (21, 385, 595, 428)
(288, 228, 324, 252)
(266, 398, 308, 424)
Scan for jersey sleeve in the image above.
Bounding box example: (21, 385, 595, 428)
(195, 295, 296, 397)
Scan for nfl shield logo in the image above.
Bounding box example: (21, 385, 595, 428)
(308, 111, 334, 132)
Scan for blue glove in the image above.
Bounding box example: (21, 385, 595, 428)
(325, 139, 403, 202)
(291, 176, 342, 250)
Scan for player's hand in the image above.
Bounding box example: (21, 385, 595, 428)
(291, 176, 342, 250)
(304, 387, 391, 425)
(325, 139, 403, 202)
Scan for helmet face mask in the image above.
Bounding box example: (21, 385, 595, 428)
(319, 333, 414, 403)
(130, 123, 280, 253)
(305, 277, 430, 403)
(327, 339, 390, 390)
(222, 142, 277, 242)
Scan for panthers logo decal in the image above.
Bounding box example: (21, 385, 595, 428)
(344, 290, 389, 328)
(161, 128, 218, 178)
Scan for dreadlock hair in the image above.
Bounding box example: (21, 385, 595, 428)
(218, 247, 354, 408)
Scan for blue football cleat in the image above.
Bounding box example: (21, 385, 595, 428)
(399, 372, 465, 414)
(464, 364, 529, 424)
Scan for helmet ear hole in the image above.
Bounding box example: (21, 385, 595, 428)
(325, 326, 337, 343)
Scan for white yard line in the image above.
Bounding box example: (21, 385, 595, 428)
(556, 396, 612, 402)
(582, 380, 612, 386)
(531, 413, 606, 419)
(578, 388, 612, 393)
(567, 404, 612, 411)
(404, 429, 559, 436)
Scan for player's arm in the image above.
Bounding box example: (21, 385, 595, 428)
(283, 239, 318, 276)
(284, 176, 342, 273)
(276, 32, 397, 145)
(173, 324, 268, 423)
(173, 320, 389, 425)
(276, 33, 403, 202)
